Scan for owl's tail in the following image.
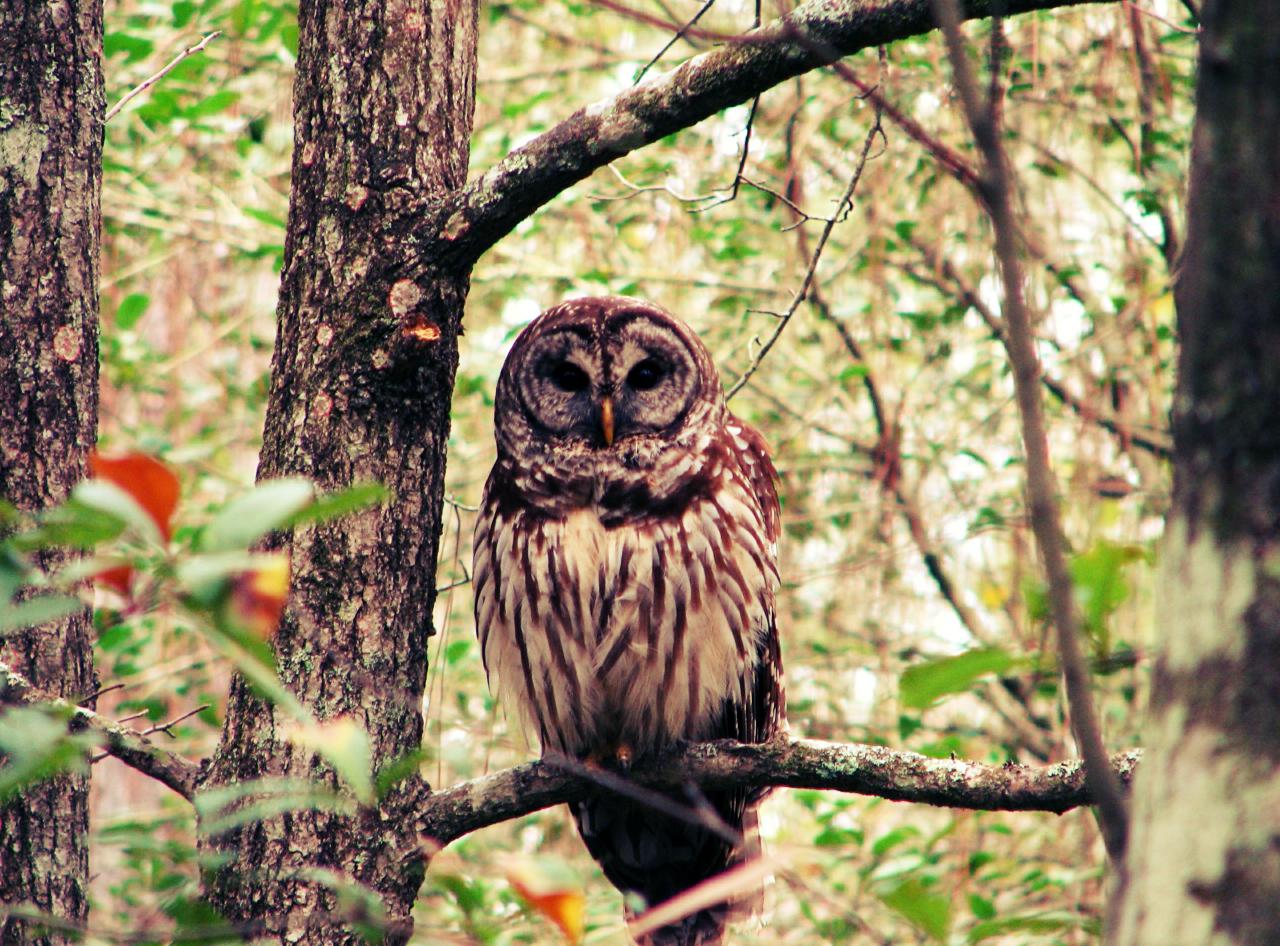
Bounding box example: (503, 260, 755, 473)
(571, 793, 760, 946)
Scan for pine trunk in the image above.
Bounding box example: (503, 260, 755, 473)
(199, 1, 479, 942)
(1109, 1, 1280, 943)
(0, 0, 103, 942)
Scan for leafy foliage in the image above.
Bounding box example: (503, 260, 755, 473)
(2, 0, 1200, 940)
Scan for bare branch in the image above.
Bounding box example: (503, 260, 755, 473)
(725, 105, 884, 400)
(411, 0, 1113, 272)
(415, 738, 1141, 849)
(105, 32, 221, 123)
(0, 660, 200, 801)
(928, 0, 1130, 858)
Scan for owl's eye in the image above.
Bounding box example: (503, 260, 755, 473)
(548, 361, 590, 393)
(626, 359, 665, 391)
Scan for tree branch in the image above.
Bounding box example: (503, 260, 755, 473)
(0, 660, 200, 801)
(411, 0, 1113, 272)
(416, 739, 1140, 849)
(928, 0, 1130, 859)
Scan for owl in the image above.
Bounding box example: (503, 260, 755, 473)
(472, 297, 785, 945)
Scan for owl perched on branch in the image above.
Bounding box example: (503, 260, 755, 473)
(473, 297, 786, 945)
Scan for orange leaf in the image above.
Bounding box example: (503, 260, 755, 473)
(90, 453, 180, 541)
(505, 856, 585, 943)
(227, 553, 290, 639)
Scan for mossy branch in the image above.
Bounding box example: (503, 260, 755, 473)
(0, 659, 201, 801)
(415, 738, 1142, 849)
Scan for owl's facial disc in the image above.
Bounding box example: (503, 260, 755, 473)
(604, 317, 701, 441)
(506, 301, 711, 456)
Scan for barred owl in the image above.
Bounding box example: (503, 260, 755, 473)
(473, 297, 785, 945)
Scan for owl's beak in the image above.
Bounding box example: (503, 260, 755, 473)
(600, 395, 615, 447)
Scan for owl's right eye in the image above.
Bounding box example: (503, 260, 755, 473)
(548, 361, 590, 393)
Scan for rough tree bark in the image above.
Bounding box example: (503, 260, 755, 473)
(1108, 1, 1280, 943)
(198, 0, 479, 943)
(0, 0, 103, 943)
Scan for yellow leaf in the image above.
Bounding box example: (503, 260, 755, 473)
(978, 580, 1006, 610)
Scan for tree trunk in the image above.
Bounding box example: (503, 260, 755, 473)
(1109, 2, 1280, 943)
(200, 0, 478, 942)
(0, 0, 103, 942)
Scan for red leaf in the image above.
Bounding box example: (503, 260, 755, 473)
(93, 564, 134, 597)
(89, 452, 180, 541)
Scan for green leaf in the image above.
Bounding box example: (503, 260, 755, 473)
(11, 496, 128, 551)
(72, 479, 165, 544)
(877, 878, 951, 941)
(185, 90, 240, 120)
(104, 32, 155, 63)
(198, 478, 315, 552)
(1071, 541, 1147, 654)
(374, 748, 431, 798)
(164, 896, 233, 946)
(195, 777, 353, 836)
(242, 207, 287, 230)
(287, 717, 375, 804)
(900, 648, 1017, 710)
(871, 825, 920, 857)
(0, 705, 101, 801)
(115, 293, 151, 329)
(445, 639, 472, 665)
(286, 482, 390, 530)
(968, 912, 1083, 942)
(176, 550, 261, 605)
(968, 893, 996, 919)
(0, 595, 83, 635)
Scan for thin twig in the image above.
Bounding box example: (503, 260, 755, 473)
(543, 752, 743, 847)
(724, 78, 885, 400)
(693, 96, 761, 212)
(0, 660, 200, 799)
(635, 0, 719, 83)
(105, 32, 222, 124)
(928, 0, 1129, 860)
(140, 703, 211, 738)
(73, 681, 123, 704)
(1126, 0, 1200, 34)
(898, 246, 1173, 458)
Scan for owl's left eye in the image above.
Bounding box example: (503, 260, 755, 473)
(626, 359, 665, 391)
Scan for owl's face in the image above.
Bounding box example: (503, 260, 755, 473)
(492, 297, 726, 512)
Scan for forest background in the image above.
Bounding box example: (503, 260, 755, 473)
(1, 0, 1210, 942)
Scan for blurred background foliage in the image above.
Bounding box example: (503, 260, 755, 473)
(82, 0, 1193, 941)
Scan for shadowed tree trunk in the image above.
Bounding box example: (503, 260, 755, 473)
(0, 0, 103, 942)
(199, 0, 479, 942)
(1109, 1, 1280, 942)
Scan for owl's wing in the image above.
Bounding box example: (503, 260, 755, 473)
(726, 419, 781, 549)
(721, 417, 786, 748)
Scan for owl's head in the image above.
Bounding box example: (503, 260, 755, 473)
(491, 297, 726, 506)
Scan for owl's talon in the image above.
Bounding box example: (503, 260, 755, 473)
(615, 744, 633, 771)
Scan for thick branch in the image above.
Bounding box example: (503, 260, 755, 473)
(417, 738, 1140, 849)
(0, 660, 200, 801)
(413, 0, 1112, 270)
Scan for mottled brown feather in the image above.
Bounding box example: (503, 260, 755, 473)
(474, 297, 786, 946)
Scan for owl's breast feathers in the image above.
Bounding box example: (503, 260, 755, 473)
(473, 421, 784, 758)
